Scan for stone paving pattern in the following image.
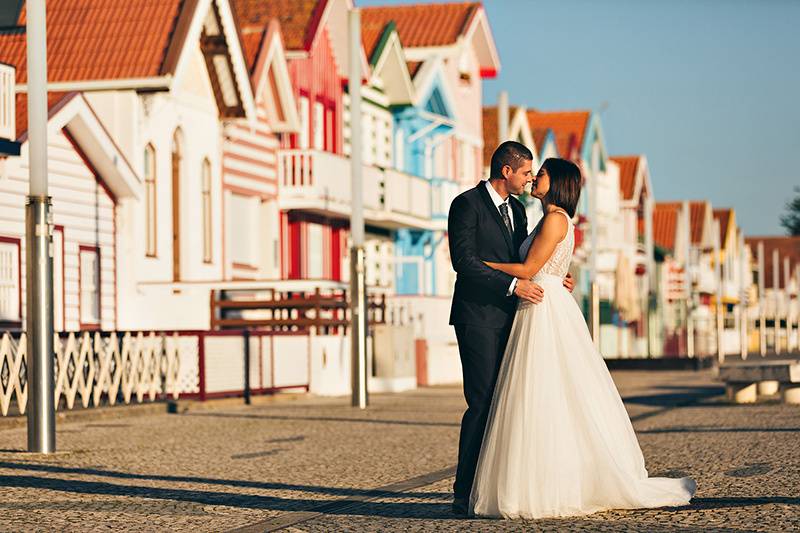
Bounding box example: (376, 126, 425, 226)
(0, 370, 797, 532)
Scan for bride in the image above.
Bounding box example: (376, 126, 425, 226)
(469, 158, 696, 519)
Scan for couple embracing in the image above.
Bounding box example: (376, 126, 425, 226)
(448, 141, 696, 519)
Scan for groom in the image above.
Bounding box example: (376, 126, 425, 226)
(448, 141, 574, 515)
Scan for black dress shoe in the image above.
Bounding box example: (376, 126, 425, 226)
(452, 497, 469, 516)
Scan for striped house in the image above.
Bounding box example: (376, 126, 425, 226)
(223, 19, 299, 281)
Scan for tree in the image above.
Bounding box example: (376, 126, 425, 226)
(780, 186, 800, 236)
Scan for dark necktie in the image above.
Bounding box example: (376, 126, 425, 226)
(498, 202, 513, 236)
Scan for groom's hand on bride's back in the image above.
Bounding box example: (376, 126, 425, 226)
(563, 273, 575, 293)
(514, 279, 544, 304)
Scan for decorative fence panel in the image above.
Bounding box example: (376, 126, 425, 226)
(0, 331, 181, 416)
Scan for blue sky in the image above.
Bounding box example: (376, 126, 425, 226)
(357, 0, 800, 235)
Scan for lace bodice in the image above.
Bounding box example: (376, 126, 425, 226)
(518, 211, 574, 279)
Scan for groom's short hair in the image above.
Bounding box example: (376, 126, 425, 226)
(490, 141, 533, 180)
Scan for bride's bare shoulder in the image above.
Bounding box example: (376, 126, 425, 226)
(540, 211, 569, 240)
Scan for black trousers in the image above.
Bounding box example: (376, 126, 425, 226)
(452, 322, 512, 500)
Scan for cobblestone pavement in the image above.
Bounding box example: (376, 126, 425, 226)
(0, 370, 797, 532)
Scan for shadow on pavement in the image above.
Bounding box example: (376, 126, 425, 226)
(639, 427, 800, 434)
(0, 461, 449, 500)
(182, 412, 461, 428)
(622, 386, 724, 407)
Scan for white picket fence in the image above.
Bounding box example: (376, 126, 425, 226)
(0, 331, 181, 416)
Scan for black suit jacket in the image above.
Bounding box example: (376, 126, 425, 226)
(448, 182, 529, 328)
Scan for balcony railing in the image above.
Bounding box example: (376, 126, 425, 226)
(278, 149, 445, 230)
(0, 63, 14, 142)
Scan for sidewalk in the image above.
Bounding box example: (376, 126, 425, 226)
(0, 370, 797, 532)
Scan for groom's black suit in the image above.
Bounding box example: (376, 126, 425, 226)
(448, 181, 528, 501)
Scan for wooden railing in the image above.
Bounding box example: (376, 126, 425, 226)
(210, 288, 388, 333)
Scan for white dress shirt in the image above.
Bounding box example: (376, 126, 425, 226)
(484, 181, 517, 296)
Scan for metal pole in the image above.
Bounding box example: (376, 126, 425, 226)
(589, 165, 599, 348)
(713, 220, 723, 363)
(784, 257, 791, 353)
(349, 8, 367, 409)
(739, 232, 747, 359)
(773, 249, 780, 354)
(682, 201, 692, 358)
(26, 0, 56, 454)
(758, 242, 766, 356)
(644, 196, 654, 357)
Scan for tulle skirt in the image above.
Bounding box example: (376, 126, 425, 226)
(470, 273, 695, 519)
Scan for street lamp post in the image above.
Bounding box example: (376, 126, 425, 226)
(758, 242, 766, 356)
(25, 0, 56, 453)
(349, 8, 368, 409)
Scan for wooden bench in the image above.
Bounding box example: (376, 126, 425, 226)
(717, 359, 800, 404)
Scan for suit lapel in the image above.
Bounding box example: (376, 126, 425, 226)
(477, 182, 514, 255)
(509, 199, 527, 255)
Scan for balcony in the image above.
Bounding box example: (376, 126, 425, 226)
(0, 63, 20, 156)
(278, 149, 445, 230)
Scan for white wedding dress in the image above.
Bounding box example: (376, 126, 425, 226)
(470, 211, 695, 519)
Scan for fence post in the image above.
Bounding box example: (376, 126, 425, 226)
(243, 329, 251, 405)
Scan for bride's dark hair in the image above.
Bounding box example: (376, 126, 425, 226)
(541, 158, 582, 217)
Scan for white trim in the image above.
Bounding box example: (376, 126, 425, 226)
(38, 94, 141, 199)
(371, 31, 415, 105)
(253, 24, 300, 133)
(462, 8, 501, 73)
(15, 77, 172, 93)
(171, 0, 256, 127)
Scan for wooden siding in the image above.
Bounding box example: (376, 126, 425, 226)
(286, 26, 343, 155)
(0, 128, 117, 331)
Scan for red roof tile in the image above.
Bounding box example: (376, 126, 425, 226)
(713, 208, 733, 248)
(482, 106, 498, 166)
(653, 203, 680, 251)
(406, 61, 423, 79)
(532, 128, 550, 156)
(611, 155, 640, 201)
(232, 0, 322, 52)
(0, 0, 183, 84)
(659, 200, 710, 246)
(361, 2, 480, 48)
(745, 236, 800, 289)
(240, 27, 266, 74)
(527, 110, 591, 161)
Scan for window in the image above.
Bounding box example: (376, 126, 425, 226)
(313, 101, 324, 150)
(229, 193, 258, 266)
(299, 96, 310, 149)
(144, 144, 157, 256)
(79, 246, 101, 327)
(0, 237, 20, 324)
(202, 158, 212, 263)
(307, 223, 324, 279)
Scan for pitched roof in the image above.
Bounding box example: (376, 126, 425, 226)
(406, 61, 423, 79)
(653, 203, 680, 251)
(532, 128, 550, 155)
(611, 155, 640, 201)
(232, 0, 323, 52)
(0, 0, 184, 84)
(659, 200, 710, 246)
(362, 17, 390, 63)
(526, 110, 591, 160)
(745, 236, 800, 289)
(713, 208, 733, 248)
(15, 92, 75, 141)
(240, 27, 267, 73)
(361, 2, 480, 48)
